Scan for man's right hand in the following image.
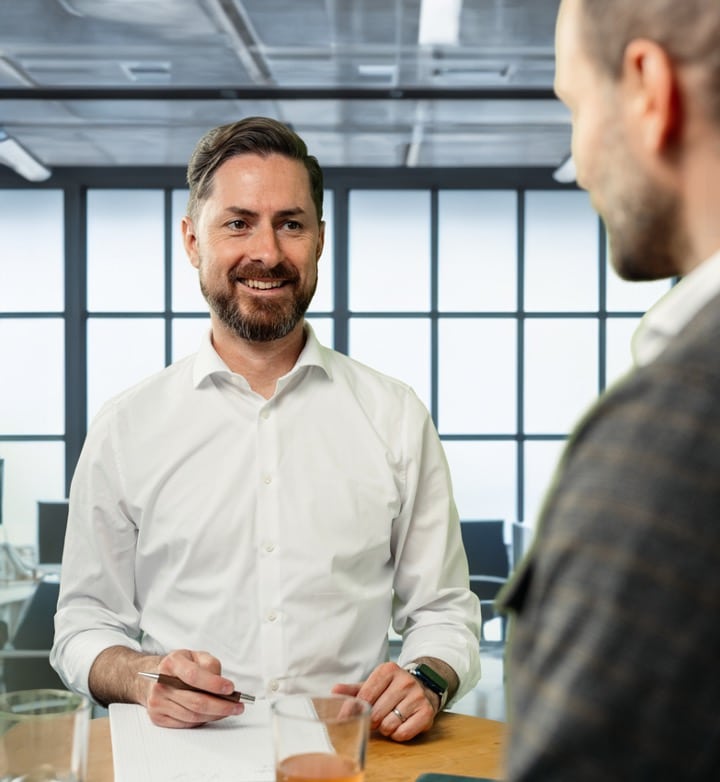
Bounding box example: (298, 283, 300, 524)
(144, 649, 245, 727)
(89, 646, 244, 728)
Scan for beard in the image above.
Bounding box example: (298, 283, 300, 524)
(604, 179, 688, 282)
(593, 122, 689, 282)
(200, 260, 317, 342)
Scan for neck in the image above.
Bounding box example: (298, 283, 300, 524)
(210, 320, 307, 399)
(671, 107, 720, 273)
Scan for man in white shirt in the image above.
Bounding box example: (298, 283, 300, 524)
(498, 0, 720, 777)
(51, 116, 481, 741)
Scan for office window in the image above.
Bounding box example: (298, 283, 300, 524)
(0, 319, 64, 435)
(524, 319, 598, 434)
(0, 442, 65, 549)
(87, 190, 165, 312)
(445, 441, 517, 522)
(306, 317, 334, 347)
(438, 319, 516, 435)
(87, 319, 165, 423)
(0, 172, 673, 550)
(349, 318, 431, 409)
(606, 317, 641, 388)
(349, 191, 430, 312)
(524, 440, 566, 527)
(438, 191, 517, 312)
(0, 187, 65, 549)
(524, 191, 598, 312)
(172, 317, 211, 362)
(0, 190, 64, 312)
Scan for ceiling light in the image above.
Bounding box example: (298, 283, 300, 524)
(0, 130, 51, 182)
(419, 0, 462, 45)
(552, 153, 576, 183)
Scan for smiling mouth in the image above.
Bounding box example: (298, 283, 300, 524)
(240, 278, 289, 290)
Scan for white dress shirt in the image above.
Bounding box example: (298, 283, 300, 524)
(632, 250, 720, 367)
(51, 325, 481, 705)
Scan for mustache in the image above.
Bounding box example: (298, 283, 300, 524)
(230, 261, 298, 282)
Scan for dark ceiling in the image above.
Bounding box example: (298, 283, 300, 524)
(0, 0, 568, 173)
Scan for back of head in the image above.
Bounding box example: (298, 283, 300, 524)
(578, 0, 720, 123)
(186, 116, 324, 222)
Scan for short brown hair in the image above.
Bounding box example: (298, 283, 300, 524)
(578, 0, 720, 123)
(186, 116, 324, 222)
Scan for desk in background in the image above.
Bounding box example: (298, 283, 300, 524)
(88, 711, 505, 782)
(0, 581, 36, 639)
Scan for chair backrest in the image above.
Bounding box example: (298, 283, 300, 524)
(37, 500, 69, 566)
(460, 520, 509, 579)
(3, 577, 65, 691)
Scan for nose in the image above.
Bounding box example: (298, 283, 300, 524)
(247, 222, 282, 266)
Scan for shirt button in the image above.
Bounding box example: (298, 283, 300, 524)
(264, 542, 275, 553)
(269, 680, 280, 692)
(261, 409, 270, 420)
(263, 475, 272, 485)
(267, 611, 278, 622)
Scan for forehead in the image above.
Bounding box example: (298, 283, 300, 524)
(554, 0, 590, 96)
(208, 153, 314, 210)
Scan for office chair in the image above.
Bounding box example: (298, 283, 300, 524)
(460, 520, 511, 644)
(1, 576, 65, 692)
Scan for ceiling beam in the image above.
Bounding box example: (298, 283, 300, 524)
(0, 86, 557, 101)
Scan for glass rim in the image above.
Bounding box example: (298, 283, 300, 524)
(0, 689, 90, 720)
(271, 693, 371, 722)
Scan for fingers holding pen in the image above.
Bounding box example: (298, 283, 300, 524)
(145, 649, 244, 728)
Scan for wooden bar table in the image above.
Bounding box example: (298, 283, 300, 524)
(88, 710, 505, 781)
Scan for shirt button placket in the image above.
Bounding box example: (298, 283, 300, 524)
(257, 401, 282, 694)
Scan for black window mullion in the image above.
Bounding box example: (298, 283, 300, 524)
(164, 188, 174, 366)
(430, 189, 439, 427)
(63, 183, 87, 494)
(332, 186, 349, 355)
(516, 190, 526, 524)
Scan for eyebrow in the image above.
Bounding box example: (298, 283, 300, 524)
(224, 206, 307, 220)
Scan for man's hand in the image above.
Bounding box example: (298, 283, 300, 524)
(89, 646, 244, 728)
(144, 649, 245, 728)
(332, 661, 438, 742)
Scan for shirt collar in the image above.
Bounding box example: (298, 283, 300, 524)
(192, 321, 332, 388)
(632, 249, 720, 367)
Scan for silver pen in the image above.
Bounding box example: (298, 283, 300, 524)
(138, 671, 255, 703)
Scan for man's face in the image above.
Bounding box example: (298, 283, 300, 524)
(554, 0, 684, 281)
(183, 153, 324, 342)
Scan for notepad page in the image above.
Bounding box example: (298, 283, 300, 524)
(109, 701, 275, 782)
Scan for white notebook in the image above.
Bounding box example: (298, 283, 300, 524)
(109, 701, 275, 782)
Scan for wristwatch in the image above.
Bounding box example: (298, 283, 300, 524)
(404, 662, 449, 711)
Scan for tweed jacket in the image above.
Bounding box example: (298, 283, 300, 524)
(498, 291, 720, 780)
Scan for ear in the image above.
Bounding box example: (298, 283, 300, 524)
(181, 215, 201, 269)
(316, 220, 326, 262)
(622, 39, 680, 152)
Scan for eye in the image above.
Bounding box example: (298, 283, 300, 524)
(228, 219, 248, 230)
(284, 220, 302, 230)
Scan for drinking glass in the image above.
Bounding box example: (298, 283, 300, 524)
(0, 689, 90, 782)
(272, 694, 371, 782)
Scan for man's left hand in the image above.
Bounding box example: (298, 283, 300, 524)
(332, 661, 438, 742)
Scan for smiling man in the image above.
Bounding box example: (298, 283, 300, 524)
(51, 117, 481, 741)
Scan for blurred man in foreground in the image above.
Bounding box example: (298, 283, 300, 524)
(499, 0, 720, 778)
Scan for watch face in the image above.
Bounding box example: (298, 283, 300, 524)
(416, 663, 448, 693)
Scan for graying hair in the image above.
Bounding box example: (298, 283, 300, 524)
(186, 116, 324, 222)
